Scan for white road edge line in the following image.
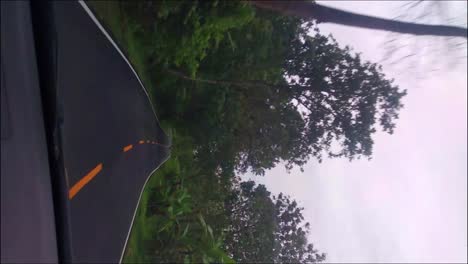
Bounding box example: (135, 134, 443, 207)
(118, 152, 171, 263)
(76, 1, 171, 263)
(77, 0, 169, 137)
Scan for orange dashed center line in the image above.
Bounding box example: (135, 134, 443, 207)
(123, 144, 133, 152)
(68, 139, 171, 200)
(69, 163, 103, 200)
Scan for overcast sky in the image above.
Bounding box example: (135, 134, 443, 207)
(244, 1, 467, 263)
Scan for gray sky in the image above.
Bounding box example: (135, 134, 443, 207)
(244, 1, 467, 263)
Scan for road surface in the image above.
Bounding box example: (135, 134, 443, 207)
(53, 1, 170, 262)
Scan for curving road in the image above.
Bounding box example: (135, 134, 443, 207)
(53, 1, 170, 262)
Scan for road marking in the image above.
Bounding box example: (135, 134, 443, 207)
(119, 153, 171, 263)
(68, 141, 164, 199)
(123, 144, 133, 152)
(69, 163, 103, 199)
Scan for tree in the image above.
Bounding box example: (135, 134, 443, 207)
(273, 193, 326, 263)
(162, 6, 407, 175)
(224, 180, 326, 263)
(250, 0, 467, 38)
(283, 30, 407, 162)
(224, 181, 277, 262)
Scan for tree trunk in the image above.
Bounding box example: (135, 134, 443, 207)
(250, 1, 467, 38)
(164, 68, 238, 86)
(164, 68, 283, 90)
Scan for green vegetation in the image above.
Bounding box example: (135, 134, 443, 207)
(88, 1, 406, 262)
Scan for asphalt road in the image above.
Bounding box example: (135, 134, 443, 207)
(53, 2, 170, 262)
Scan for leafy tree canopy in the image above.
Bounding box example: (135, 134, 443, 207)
(224, 180, 326, 263)
(159, 3, 407, 175)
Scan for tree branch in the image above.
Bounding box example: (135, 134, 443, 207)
(164, 68, 287, 90)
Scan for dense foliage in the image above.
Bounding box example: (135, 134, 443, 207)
(90, 0, 407, 262)
(225, 180, 326, 263)
(148, 2, 406, 175)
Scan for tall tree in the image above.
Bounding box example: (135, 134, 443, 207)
(164, 6, 408, 175)
(224, 181, 277, 262)
(224, 180, 326, 263)
(283, 31, 407, 162)
(273, 193, 326, 263)
(250, 0, 467, 38)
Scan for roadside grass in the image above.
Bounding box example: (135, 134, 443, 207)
(123, 170, 154, 263)
(123, 158, 181, 263)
